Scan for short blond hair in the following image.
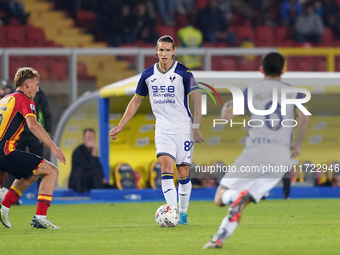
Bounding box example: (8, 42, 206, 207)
(14, 67, 40, 88)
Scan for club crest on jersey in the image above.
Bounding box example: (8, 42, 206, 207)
(30, 104, 36, 114)
(169, 76, 176, 82)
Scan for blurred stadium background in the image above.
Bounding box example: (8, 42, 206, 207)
(0, 0, 339, 200)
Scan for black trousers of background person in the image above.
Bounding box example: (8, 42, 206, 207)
(68, 167, 104, 194)
(4, 135, 44, 190)
(282, 171, 291, 199)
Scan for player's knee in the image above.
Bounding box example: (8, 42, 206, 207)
(52, 165, 59, 177)
(214, 194, 224, 207)
(46, 163, 59, 178)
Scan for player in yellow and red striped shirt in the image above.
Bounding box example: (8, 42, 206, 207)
(0, 67, 66, 229)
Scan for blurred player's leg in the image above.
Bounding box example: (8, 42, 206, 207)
(214, 186, 240, 206)
(203, 190, 251, 249)
(177, 165, 191, 225)
(159, 156, 177, 208)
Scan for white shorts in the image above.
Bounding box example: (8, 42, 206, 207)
(155, 134, 194, 166)
(219, 154, 287, 203)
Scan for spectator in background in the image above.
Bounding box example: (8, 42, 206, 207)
(229, 0, 253, 21)
(108, 4, 137, 46)
(321, 0, 340, 39)
(294, 2, 324, 44)
(198, 0, 237, 45)
(69, 128, 113, 193)
(245, 0, 271, 26)
(133, 2, 159, 43)
(0, 0, 30, 24)
(239, 37, 255, 61)
(312, 0, 322, 17)
(217, 0, 233, 23)
(177, 12, 203, 70)
(280, 0, 303, 26)
(176, 0, 196, 14)
(155, 0, 176, 25)
(332, 173, 340, 187)
(0, 80, 15, 99)
(318, 172, 340, 187)
(191, 165, 218, 188)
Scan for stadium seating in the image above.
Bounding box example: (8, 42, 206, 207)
(286, 56, 298, 71)
(77, 62, 95, 80)
(321, 27, 335, 46)
(48, 58, 68, 80)
(26, 56, 49, 80)
(313, 57, 326, 72)
(295, 56, 314, 72)
(149, 160, 161, 189)
(5, 25, 26, 47)
(76, 10, 96, 28)
(156, 26, 177, 43)
(212, 56, 237, 71)
(2, 0, 340, 82)
(0, 26, 5, 47)
(175, 13, 187, 28)
(233, 24, 255, 44)
(112, 163, 140, 190)
(26, 26, 46, 47)
(9, 56, 27, 79)
(275, 27, 295, 47)
(196, 0, 208, 10)
(144, 56, 156, 69)
(255, 26, 275, 47)
(238, 59, 256, 71)
(336, 57, 340, 72)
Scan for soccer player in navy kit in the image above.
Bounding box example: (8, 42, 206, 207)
(0, 67, 66, 229)
(203, 52, 310, 248)
(110, 35, 205, 225)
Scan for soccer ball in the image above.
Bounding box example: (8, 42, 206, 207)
(155, 204, 179, 227)
(0, 187, 8, 202)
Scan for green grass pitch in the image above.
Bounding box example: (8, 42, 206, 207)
(1, 199, 340, 255)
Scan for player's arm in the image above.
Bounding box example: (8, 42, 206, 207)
(109, 95, 143, 140)
(26, 116, 66, 164)
(291, 108, 309, 157)
(221, 100, 234, 121)
(190, 90, 205, 143)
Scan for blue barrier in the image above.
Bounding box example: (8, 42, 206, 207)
(19, 187, 340, 205)
(89, 187, 340, 202)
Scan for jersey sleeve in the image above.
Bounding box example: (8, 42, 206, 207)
(183, 70, 199, 96)
(20, 97, 36, 119)
(135, 71, 149, 98)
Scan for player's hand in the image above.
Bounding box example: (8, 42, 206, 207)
(291, 144, 301, 157)
(52, 147, 66, 165)
(91, 146, 98, 157)
(0, 170, 8, 189)
(109, 126, 122, 140)
(193, 129, 205, 143)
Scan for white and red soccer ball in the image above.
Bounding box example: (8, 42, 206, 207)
(155, 204, 179, 227)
